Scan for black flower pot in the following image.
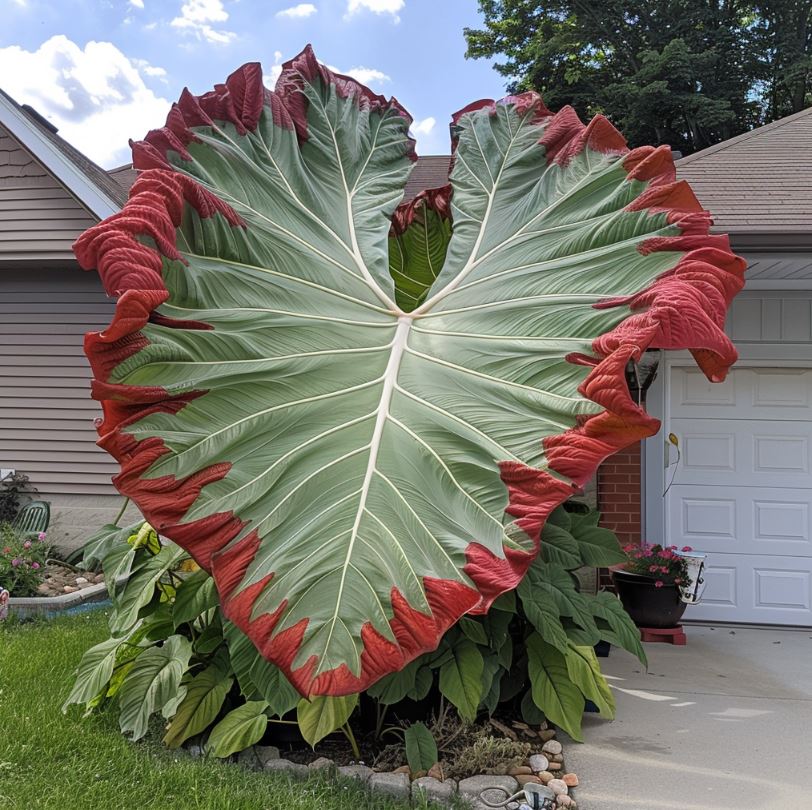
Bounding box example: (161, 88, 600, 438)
(611, 570, 687, 628)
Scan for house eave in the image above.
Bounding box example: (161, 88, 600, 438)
(0, 92, 119, 221)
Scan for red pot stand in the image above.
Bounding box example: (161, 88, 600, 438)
(638, 625, 687, 645)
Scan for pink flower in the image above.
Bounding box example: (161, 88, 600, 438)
(23, 540, 32, 550)
(649, 565, 658, 573)
(681, 546, 693, 552)
(37, 532, 47, 542)
(654, 580, 664, 588)
(674, 578, 682, 584)
(31, 562, 40, 570)
(11, 558, 20, 567)
(661, 566, 669, 574)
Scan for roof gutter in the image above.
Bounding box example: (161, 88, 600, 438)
(0, 92, 120, 220)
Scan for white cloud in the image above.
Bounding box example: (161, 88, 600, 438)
(346, 0, 403, 20)
(276, 3, 316, 18)
(412, 116, 435, 136)
(262, 54, 389, 90)
(11, 0, 28, 7)
(129, 0, 145, 8)
(0, 35, 170, 168)
(171, 0, 235, 45)
(342, 66, 389, 85)
(133, 58, 168, 79)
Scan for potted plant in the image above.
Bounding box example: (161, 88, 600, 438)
(611, 544, 693, 628)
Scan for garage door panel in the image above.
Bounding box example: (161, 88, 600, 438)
(687, 555, 812, 624)
(667, 365, 812, 626)
(669, 485, 812, 558)
(671, 367, 812, 421)
(671, 418, 812, 488)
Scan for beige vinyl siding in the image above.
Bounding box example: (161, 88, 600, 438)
(0, 268, 118, 496)
(0, 123, 96, 260)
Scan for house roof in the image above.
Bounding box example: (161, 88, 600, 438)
(676, 106, 812, 238)
(0, 89, 123, 219)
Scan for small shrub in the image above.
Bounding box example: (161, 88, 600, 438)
(0, 523, 50, 596)
(445, 732, 532, 779)
(0, 472, 35, 523)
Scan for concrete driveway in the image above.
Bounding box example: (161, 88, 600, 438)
(564, 624, 812, 809)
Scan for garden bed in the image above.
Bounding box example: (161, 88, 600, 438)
(6, 563, 108, 619)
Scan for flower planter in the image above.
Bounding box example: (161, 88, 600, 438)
(611, 570, 687, 628)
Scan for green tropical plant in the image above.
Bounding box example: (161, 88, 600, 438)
(74, 47, 743, 697)
(66, 502, 646, 750)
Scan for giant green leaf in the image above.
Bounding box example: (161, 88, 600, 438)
(297, 694, 358, 748)
(207, 701, 269, 758)
(438, 638, 484, 721)
(76, 47, 744, 696)
(564, 643, 615, 718)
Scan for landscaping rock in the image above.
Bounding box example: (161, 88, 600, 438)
(255, 745, 281, 767)
(528, 754, 550, 772)
(515, 774, 541, 786)
(393, 765, 411, 774)
(547, 779, 568, 796)
(75, 577, 89, 586)
(541, 740, 563, 757)
(562, 773, 579, 787)
(508, 765, 533, 776)
(412, 776, 456, 803)
(459, 775, 519, 809)
(539, 729, 557, 743)
(337, 764, 373, 782)
(428, 763, 445, 781)
(556, 796, 574, 807)
(237, 747, 260, 770)
(263, 759, 309, 777)
(186, 743, 204, 758)
(369, 772, 410, 800)
(538, 771, 554, 784)
(308, 757, 334, 772)
(547, 762, 563, 771)
(62, 585, 78, 594)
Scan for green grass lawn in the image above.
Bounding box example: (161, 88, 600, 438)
(0, 610, 444, 810)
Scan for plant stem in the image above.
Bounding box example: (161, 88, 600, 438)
(375, 702, 389, 739)
(342, 722, 361, 761)
(113, 497, 130, 526)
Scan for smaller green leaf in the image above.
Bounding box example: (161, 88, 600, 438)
(207, 701, 269, 758)
(564, 643, 615, 719)
(568, 516, 626, 568)
(297, 694, 358, 749)
(404, 722, 438, 772)
(483, 609, 512, 651)
(540, 523, 582, 569)
(110, 544, 186, 635)
(491, 590, 517, 613)
(498, 661, 527, 704)
(497, 634, 513, 671)
(367, 659, 422, 705)
(526, 634, 585, 742)
(406, 666, 433, 702)
(164, 666, 233, 748)
(520, 688, 546, 725)
(81, 521, 140, 569)
(562, 619, 601, 649)
(118, 634, 193, 740)
(591, 591, 647, 665)
(459, 617, 489, 646)
(250, 657, 301, 718)
(480, 654, 502, 716)
(62, 623, 141, 710)
(438, 638, 484, 722)
(546, 506, 571, 530)
(173, 570, 219, 627)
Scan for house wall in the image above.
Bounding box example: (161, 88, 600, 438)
(0, 123, 96, 261)
(0, 267, 139, 551)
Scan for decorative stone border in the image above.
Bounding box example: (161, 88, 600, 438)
(7, 581, 110, 619)
(214, 739, 579, 809)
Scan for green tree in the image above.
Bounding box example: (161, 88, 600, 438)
(464, 1, 766, 154)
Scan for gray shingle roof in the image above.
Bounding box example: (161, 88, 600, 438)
(676, 107, 812, 235)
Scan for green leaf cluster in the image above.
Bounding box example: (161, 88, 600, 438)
(66, 504, 644, 755)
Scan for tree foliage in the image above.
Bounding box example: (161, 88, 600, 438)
(465, 0, 812, 154)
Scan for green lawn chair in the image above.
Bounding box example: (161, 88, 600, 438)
(11, 500, 50, 538)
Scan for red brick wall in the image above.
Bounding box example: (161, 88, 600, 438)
(597, 441, 643, 548)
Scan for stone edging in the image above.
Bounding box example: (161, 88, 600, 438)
(210, 742, 579, 809)
(8, 581, 110, 618)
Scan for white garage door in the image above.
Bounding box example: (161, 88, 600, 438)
(667, 366, 812, 626)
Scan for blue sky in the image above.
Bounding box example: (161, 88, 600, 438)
(1, 0, 508, 167)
